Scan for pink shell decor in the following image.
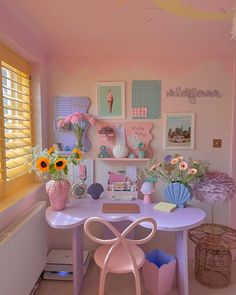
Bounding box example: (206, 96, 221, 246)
(192, 170, 236, 205)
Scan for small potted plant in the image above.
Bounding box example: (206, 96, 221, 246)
(128, 135, 145, 158)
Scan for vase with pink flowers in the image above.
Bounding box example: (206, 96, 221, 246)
(139, 154, 209, 207)
(57, 112, 96, 152)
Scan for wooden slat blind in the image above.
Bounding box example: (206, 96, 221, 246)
(1, 61, 33, 181)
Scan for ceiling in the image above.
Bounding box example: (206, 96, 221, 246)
(2, 0, 236, 58)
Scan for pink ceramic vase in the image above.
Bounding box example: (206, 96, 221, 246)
(46, 179, 70, 211)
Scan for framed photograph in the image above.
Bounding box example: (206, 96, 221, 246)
(164, 113, 195, 149)
(96, 82, 125, 119)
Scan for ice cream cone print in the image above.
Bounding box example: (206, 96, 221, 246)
(107, 89, 114, 113)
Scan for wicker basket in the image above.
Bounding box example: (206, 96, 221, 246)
(195, 240, 232, 287)
(189, 223, 236, 288)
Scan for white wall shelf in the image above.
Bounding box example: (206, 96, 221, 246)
(96, 158, 149, 162)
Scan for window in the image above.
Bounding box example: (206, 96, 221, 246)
(0, 43, 34, 200)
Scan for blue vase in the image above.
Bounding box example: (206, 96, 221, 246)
(164, 182, 192, 208)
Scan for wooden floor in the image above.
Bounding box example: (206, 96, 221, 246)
(35, 261, 236, 295)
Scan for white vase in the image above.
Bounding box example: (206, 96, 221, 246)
(113, 144, 129, 158)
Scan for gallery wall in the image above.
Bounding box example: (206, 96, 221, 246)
(47, 54, 234, 253)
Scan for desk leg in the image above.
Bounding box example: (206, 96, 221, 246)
(175, 230, 188, 295)
(73, 225, 84, 295)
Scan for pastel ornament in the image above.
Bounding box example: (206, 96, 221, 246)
(141, 182, 155, 204)
(87, 183, 104, 200)
(164, 182, 192, 208)
(113, 144, 129, 158)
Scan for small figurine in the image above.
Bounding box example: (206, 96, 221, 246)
(98, 145, 111, 158)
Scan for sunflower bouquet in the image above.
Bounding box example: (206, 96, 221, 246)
(29, 145, 83, 181)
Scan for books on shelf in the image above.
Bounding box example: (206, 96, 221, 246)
(153, 202, 177, 213)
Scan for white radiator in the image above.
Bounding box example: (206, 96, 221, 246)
(0, 201, 47, 295)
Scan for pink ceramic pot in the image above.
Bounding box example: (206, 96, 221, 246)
(46, 179, 70, 211)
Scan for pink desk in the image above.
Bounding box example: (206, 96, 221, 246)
(46, 198, 206, 295)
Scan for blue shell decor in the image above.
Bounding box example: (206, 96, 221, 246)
(164, 182, 193, 208)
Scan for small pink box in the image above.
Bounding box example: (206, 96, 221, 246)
(108, 171, 126, 184)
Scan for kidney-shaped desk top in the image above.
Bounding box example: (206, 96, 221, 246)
(46, 197, 205, 232)
(46, 198, 205, 295)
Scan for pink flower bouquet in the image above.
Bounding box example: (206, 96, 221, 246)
(57, 112, 96, 151)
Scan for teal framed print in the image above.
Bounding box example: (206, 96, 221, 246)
(96, 82, 125, 119)
(164, 113, 195, 149)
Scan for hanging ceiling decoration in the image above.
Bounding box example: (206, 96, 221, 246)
(231, 7, 236, 39)
(154, 0, 232, 21)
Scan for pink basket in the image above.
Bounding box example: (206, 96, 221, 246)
(142, 249, 176, 295)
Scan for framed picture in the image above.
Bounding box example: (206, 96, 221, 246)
(164, 113, 195, 149)
(96, 82, 125, 119)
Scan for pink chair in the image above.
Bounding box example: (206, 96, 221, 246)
(84, 217, 157, 295)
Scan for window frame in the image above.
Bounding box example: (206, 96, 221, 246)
(0, 43, 34, 201)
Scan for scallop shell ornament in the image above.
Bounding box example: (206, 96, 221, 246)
(87, 183, 104, 199)
(164, 182, 192, 208)
(113, 144, 129, 158)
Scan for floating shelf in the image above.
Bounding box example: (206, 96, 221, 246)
(96, 158, 150, 162)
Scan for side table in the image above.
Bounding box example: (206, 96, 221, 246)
(188, 223, 236, 288)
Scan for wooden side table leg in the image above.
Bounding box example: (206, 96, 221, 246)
(73, 225, 84, 295)
(175, 230, 189, 295)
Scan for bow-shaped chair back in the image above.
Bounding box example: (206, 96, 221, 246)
(84, 217, 157, 295)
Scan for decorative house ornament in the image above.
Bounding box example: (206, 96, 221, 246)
(166, 87, 222, 104)
(113, 144, 129, 158)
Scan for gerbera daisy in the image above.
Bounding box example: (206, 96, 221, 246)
(72, 148, 83, 160)
(170, 158, 178, 165)
(177, 156, 184, 162)
(36, 157, 50, 173)
(188, 168, 197, 175)
(179, 161, 188, 171)
(54, 158, 67, 170)
(47, 146, 55, 155)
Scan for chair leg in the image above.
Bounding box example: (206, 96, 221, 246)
(98, 268, 107, 295)
(133, 268, 141, 295)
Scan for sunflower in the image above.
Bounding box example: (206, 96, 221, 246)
(54, 158, 67, 170)
(72, 148, 83, 160)
(47, 146, 55, 155)
(36, 157, 50, 173)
